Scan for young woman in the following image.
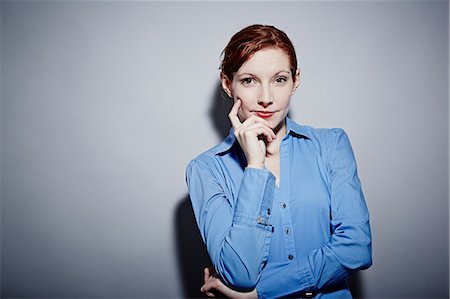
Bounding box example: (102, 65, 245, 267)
(186, 24, 372, 298)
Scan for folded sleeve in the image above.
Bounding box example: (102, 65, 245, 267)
(256, 129, 372, 298)
(186, 158, 277, 290)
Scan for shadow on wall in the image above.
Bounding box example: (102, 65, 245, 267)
(174, 196, 211, 298)
(209, 83, 234, 140)
(174, 83, 366, 298)
(174, 84, 228, 298)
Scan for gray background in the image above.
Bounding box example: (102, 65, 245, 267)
(1, 1, 449, 298)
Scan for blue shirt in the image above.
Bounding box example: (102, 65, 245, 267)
(185, 117, 372, 298)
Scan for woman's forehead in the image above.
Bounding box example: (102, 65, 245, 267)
(236, 48, 291, 76)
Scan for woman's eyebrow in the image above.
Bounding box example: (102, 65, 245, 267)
(273, 70, 290, 75)
(236, 72, 255, 77)
(268, 70, 291, 79)
(237, 70, 290, 78)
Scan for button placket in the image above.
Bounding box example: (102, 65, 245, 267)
(278, 139, 296, 262)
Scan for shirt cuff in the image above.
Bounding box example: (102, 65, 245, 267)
(297, 256, 316, 291)
(233, 167, 276, 231)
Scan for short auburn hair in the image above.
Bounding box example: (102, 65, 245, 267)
(220, 24, 298, 83)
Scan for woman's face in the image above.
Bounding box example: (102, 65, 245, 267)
(222, 47, 300, 133)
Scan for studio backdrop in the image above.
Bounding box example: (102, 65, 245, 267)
(1, 1, 448, 298)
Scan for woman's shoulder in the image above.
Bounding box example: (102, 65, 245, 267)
(287, 118, 348, 145)
(187, 133, 236, 169)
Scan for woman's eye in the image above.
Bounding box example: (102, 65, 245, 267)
(240, 78, 253, 85)
(275, 77, 287, 83)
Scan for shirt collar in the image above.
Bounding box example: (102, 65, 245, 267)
(214, 117, 312, 156)
(285, 116, 313, 140)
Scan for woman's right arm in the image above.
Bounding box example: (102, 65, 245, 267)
(186, 100, 278, 291)
(186, 158, 276, 291)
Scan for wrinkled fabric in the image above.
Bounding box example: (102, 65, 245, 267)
(186, 117, 372, 298)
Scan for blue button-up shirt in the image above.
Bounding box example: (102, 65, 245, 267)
(185, 117, 372, 298)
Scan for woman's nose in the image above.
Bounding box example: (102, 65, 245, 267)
(258, 86, 273, 107)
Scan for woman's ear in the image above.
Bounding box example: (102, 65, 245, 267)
(220, 73, 232, 98)
(292, 68, 300, 95)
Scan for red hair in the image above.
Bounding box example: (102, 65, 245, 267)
(220, 24, 298, 83)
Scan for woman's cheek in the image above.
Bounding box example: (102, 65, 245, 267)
(235, 89, 257, 120)
(237, 108, 250, 122)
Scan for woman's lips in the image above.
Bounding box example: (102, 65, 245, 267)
(255, 111, 275, 118)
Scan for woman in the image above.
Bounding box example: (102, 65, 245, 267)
(186, 24, 372, 298)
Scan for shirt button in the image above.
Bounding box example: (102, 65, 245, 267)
(267, 208, 271, 215)
(284, 228, 291, 235)
(281, 202, 287, 209)
(288, 254, 294, 260)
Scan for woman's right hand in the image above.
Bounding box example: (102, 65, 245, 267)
(228, 100, 276, 168)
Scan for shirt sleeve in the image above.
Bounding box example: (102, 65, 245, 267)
(186, 157, 277, 291)
(256, 129, 372, 298)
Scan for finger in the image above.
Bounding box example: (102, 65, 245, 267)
(214, 284, 232, 298)
(238, 123, 277, 142)
(201, 279, 219, 297)
(237, 118, 275, 135)
(228, 100, 242, 129)
(253, 123, 277, 141)
(207, 278, 237, 299)
(200, 286, 216, 298)
(201, 287, 216, 298)
(242, 114, 275, 129)
(204, 267, 211, 283)
(239, 117, 276, 140)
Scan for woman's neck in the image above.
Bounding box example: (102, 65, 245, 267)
(266, 119, 287, 156)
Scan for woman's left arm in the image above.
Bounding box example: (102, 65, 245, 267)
(256, 129, 372, 298)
